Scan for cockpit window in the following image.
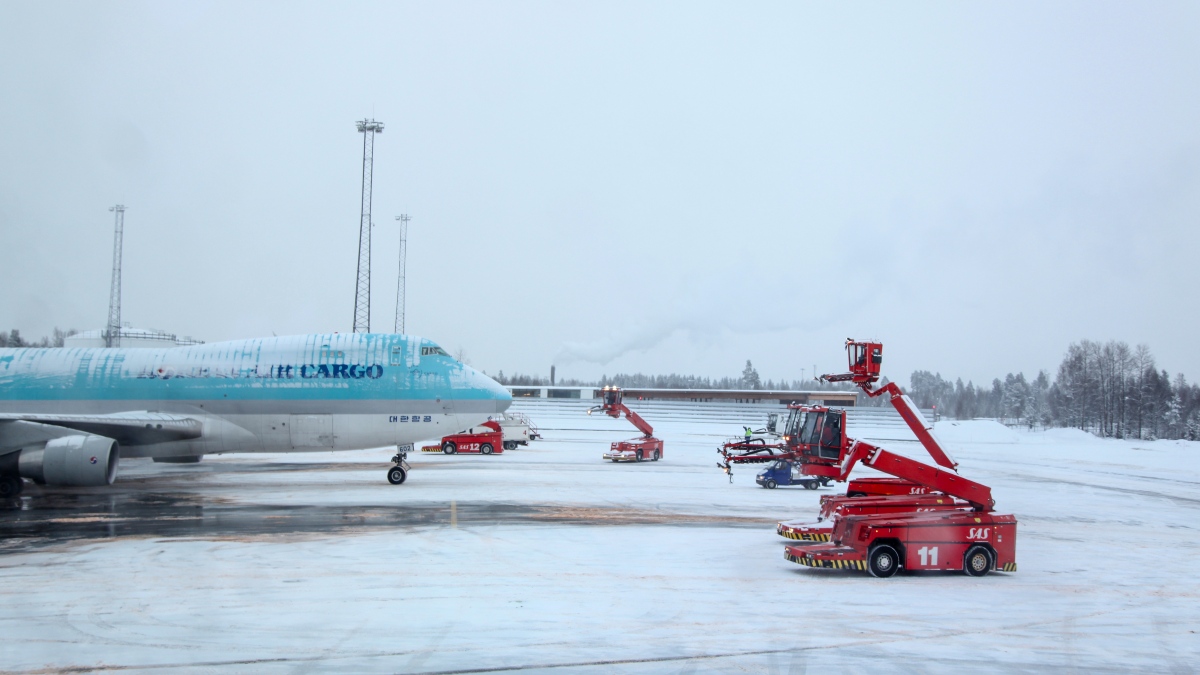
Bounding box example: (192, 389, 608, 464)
(421, 346, 450, 357)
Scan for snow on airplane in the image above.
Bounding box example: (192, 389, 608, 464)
(0, 333, 511, 495)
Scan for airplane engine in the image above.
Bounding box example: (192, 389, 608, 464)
(17, 434, 120, 487)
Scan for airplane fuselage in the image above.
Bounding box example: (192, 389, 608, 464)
(0, 333, 510, 460)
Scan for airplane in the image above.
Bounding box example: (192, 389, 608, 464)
(0, 333, 512, 496)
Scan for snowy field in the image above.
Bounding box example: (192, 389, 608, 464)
(1, 403, 1198, 673)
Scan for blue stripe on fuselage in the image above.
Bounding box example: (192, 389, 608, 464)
(0, 334, 510, 409)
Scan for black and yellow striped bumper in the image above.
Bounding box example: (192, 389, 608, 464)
(785, 551, 866, 570)
(1000, 562, 1017, 572)
(777, 527, 831, 542)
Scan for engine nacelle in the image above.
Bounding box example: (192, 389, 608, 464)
(18, 434, 119, 487)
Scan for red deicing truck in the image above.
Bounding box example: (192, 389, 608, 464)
(770, 340, 1018, 577)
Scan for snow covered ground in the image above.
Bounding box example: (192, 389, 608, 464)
(0, 405, 1197, 673)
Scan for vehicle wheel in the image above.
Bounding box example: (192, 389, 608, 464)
(766, 479, 777, 489)
(480, 443, 493, 455)
(652, 450, 660, 461)
(963, 545, 993, 577)
(503, 441, 516, 450)
(442, 441, 457, 455)
(636, 451, 643, 462)
(387, 466, 408, 485)
(611, 459, 619, 463)
(847, 491, 867, 498)
(805, 480, 819, 490)
(868, 544, 900, 578)
(0, 475, 22, 498)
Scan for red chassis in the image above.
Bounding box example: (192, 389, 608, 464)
(590, 386, 664, 462)
(777, 493, 970, 541)
(784, 510, 1018, 576)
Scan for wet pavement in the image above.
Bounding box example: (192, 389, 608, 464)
(0, 460, 772, 554)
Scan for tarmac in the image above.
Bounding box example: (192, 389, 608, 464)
(0, 409, 1197, 673)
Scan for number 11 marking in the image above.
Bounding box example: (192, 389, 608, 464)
(918, 546, 939, 566)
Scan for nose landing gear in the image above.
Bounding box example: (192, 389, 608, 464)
(387, 445, 412, 485)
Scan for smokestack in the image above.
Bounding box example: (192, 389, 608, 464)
(550, 365, 556, 386)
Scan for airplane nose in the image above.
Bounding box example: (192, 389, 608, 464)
(464, 365, 511, 414)
(486, 373, 512, 413)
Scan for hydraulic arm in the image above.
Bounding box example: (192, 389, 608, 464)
(820, 339, 957, 471)
(589, 389, 655, 438)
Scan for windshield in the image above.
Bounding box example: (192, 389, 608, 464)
(784, 409, 803, 437)
(800, 411, 821, 444)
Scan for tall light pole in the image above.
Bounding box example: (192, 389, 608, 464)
(353, 118, 384, 333)
(105, 205, 126, 348)
(394, 214, 410, 334)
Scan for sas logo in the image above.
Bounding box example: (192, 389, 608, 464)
(909, 487, 930, 494)
(967, 527, 991, 540)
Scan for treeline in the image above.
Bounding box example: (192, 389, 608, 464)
(493, 360, 858, 394)
(907, 340, 1197, 440)
(0, 328, 77, 348)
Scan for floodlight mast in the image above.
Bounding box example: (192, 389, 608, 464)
(105, 205, 126, 348)
(394, 214, 410, 334)
(353, 119, 384, 334)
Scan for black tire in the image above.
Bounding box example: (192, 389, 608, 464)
(611, 459, 619, 463)
(804, 480, 819, 490)
(0, 475, 22, 498)
(503, 441, 516, 450)
(963, 545, 993, 577)
(480, 443, 493, 455)
(442, 441, 457, 455)
(652, 450, 660, 461)
(847, 491, 867, 498)
(766, 478, 777, 489)
(635, 451, 643, 462)
(868, 543, 900, 578)
(387, 466, 407, 485)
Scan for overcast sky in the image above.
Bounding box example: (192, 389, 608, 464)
(1, 1, 1197, 386)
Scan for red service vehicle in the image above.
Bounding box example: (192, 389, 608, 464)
(429, 420, 504, 456)
(770, 340, 1018, 577)
(784, 510, 1018, 577)
(589, 386, 663, 462)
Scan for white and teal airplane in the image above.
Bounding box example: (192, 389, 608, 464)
(0, 333, 511, 496)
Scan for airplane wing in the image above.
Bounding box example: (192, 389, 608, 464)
(0, 412, 203, 447)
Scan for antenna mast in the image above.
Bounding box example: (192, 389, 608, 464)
(353, 118, 384, 333)
(106, 205, 126, 348)
(394, 214, 410, 334)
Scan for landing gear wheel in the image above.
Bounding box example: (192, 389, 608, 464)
(652, 450, 660, 461)
(963, 545, 993, 577)
(804, 480, 819, 490)
(765, 478, 777, 489)
(442, 441, 457, 455)
(611, 458, 619, 463)
(480, 443, 493, 455)
(635, 451, 643, 462)
(868, 544, 900, 578)
(0, 475, 23, 498)
(387, 466, 408, 485)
